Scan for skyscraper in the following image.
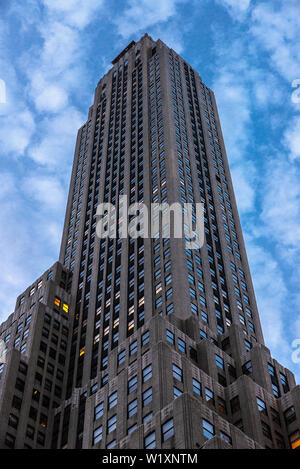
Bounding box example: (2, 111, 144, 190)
(0, 34, 299, 450)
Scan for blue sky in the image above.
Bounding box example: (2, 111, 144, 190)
(0, 0, 299, 380)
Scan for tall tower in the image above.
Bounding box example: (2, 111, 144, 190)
(0, 34, 299, 450)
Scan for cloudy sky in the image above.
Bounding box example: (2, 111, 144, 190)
(0, 0, 299, 380)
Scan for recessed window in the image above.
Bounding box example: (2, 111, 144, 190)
(203, 419, 215, 439)
(93, 425, 102, 445)
(144, 431, 156, 449)
(172, 364, 182, 382)
(162, 418, 174, 442)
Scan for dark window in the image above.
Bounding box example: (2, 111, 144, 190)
(230, 396, 240, 414)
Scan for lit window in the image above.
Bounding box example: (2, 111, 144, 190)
(290, 430, 300, 450)
(54, 297, 61, 308)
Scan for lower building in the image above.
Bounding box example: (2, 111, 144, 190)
(0, 263, 299, 449)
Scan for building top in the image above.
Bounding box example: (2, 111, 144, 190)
(111, 40, 136, 64)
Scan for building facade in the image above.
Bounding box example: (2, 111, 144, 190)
(0, 34, 299, 450)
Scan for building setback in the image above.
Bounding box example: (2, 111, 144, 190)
(0, 34, 299, 450)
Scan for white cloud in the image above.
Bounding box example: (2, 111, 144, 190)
(216, 0, 251, 19)
(213, 68, 251, 162)
(250, 1, 300, 82)
(261, 157, 300, 252)
(230, 164, 256, 214)
(283, 115, 300, 161)
(245, 233, 292, 361)
(35, 83, 69, 113)
(22, 175, 66, 210)
(28, 106, 84, 168)
(114, 0, 187, 39)
(43, 0, 104, 29)
(0, 109, 35, 156)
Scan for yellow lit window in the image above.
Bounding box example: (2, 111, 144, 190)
(79, 347, 85, 357)
(128, 320, 134, 331)
(54, 297, 61, 307)
(290, 430, 300, 450)
(62, 303, 69, 312)
(104, 326, 110, 336)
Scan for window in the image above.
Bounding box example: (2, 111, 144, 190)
(32, 389, 40, 402)
(289, 430, 300, 450)
(244, 339, 251, 351)
(26, 425, 35, 439)
(162, 418, 174, 442)
(128, 375, 137, 394)
(174, 386, 182, 399)
(230, 396, 240, 414)
(280, 373, 289, 393)
(127, 423, 137, 435)
(107, 414, 117, 433)
(192, 378, 201, 396)
(271, 408, 281, 426)
(220, 431, 232, 445)
(166, 329, 174, 345)
(95, 402, 104, 420)
(215, 354, 224, 370)
(118, 350, 126, 366)
(15, 378, 25, 392)
(93, 425, 103, 444)
(261, 421, 272, 440)
(129, 340, 138, 356)
(218, 397, 227, 415)
(172, 364, 182, 382)
(128, 399, 138, 418)
(141, 410, 152, 424)
(205, 387, 215, 405)
(8, 413, 19, 429)
(141, 331, 150, 346)
(108, 391, 117, 410)
(203, 419, 215, 439)
(257, 397, 267, 416)
(5, 433, 15, 448)
(178, 338, 186, 353)
(242, 361, 252, 375)
(142, 387, 152, 407)
(40, 413, 47, 428)
(284, 406, 296, 425)
(29, 406, 37, 421)
(54, 297, 61, 308)
(144, 431, 156, 449)
(142, 365, 152, 383)
(106, 439, 116, 449)
(272, 383, 280, 398)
